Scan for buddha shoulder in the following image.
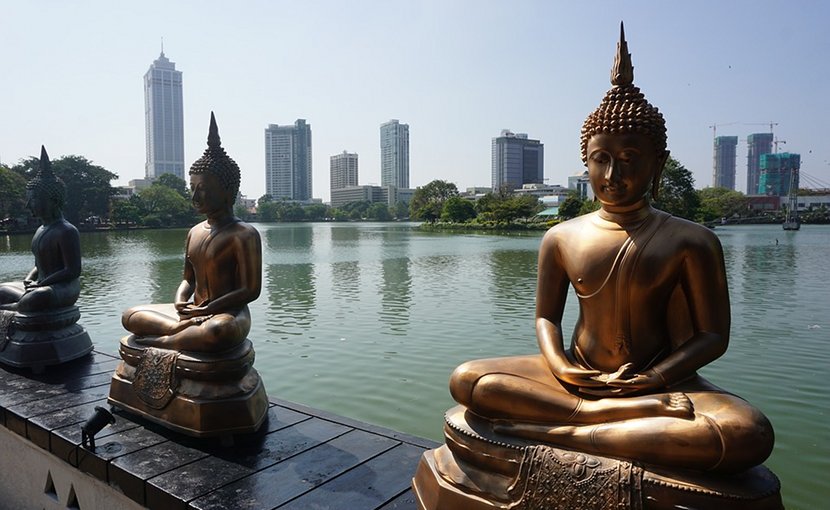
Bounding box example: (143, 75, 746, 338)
(662, 215, 724, 254)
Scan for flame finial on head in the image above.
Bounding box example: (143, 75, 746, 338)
(27, 145, 66, 209)
(207, 111, 220, 148)
(611, 22, 634, 87)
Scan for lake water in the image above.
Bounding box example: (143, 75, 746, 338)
(1, 223, 827, 508)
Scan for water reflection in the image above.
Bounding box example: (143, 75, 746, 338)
(331, 260, 361, 324)
(378, 228, 412, 334)
(379, 258, 411, 333)
(330, 224, 360, 245)
(266, 224, 314, 252)
(264, 262, 316, 339)
(487, 249, 538, 335)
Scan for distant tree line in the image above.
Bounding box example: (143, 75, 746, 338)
(408, 180, 544, 227)
(2, 154, 826, 231)
(255, 195, 410, 222)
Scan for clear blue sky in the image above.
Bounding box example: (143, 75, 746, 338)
(2, 0, 829, 202)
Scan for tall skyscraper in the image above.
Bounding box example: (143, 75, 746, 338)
(746, 133, 774, 195)
(759, 152, 800, 197)
(380, 120, 409, 188)
(330, 151, 358, 192)
(491, 130, 544, 192)
(712, 136, 738, 189)
(144, 51, 184, 180)
(264, 120, 313, 201)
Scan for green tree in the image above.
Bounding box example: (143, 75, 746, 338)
(578, 198, 601, 216)
(441, 196, 477, 223)
(110, 195, 144, 225)
(257, 201, 280, 221)
(139, 184, 194, 226)
(341, 201, 371, 220)
(557, 191, 584, 220)
(329, 207, 350, 221)
(394, 201, 409, 220)
(0, 165, 28, 224)
(282, 202, 305, 222)
(13, 155, 118, 225)
(410, 180, 459, 222)
(304, 204, 329, 221)
(367, 202, 392, 221)
(696, 187, 749, 223)
(52, 156, 118, 225)
(156, 173, 189, 198)
(234, 203, 252, 220)
(652, 157, 699, 220)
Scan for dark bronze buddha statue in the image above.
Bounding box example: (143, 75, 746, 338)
(108, 113, 267, 437)
(413, 24, 781, 510)
(0, 147, 92, 371)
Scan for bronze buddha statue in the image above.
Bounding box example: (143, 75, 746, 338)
(0, 147, 92, 371)
(108, 113, 267, 437)
(413, 24, 781, 510)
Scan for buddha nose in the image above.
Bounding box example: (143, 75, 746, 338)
(605, 159, 621, 182)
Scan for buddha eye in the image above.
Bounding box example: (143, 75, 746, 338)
(618, 150, 638, 163)
(590, 151, 611, 165)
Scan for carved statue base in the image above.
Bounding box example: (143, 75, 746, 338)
(0, 307, 93, 373)
(412, 406, 783, 510)
(107, 335, 268, 438)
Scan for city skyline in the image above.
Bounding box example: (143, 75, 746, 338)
(143, 51, 184, 180)
(2, 1, 829, 203)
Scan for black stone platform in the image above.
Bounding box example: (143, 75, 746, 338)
(0, 350, 438, 509)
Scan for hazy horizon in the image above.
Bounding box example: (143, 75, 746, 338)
(2, 0, 829, 202)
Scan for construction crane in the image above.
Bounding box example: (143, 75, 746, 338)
(774, 138, 787, 153)
(709, 122, 739, 139)
(743, 122, 778, 136)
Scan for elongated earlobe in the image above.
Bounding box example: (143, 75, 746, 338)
(652, 151, 669, 201)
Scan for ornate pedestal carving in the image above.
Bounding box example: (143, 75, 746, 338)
(412, 406, 783, 510)
(0, 307, 93, 372)
(108, 335, 268, 437)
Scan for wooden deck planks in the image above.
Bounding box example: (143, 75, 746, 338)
(0, 351, 437, 509)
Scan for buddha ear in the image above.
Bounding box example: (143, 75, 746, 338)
(651, 150, 670, 201)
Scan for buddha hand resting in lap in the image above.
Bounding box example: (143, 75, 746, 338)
(122, 113, 262, 353)
(449, 27, 773, 473)
(0, 147, 81, 313)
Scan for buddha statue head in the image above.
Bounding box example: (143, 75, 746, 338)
(188, 112, 241, 214)
(580, 23, 668, 203)
(26, 146, 66, 220)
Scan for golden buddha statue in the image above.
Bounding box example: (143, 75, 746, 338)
(413, 24, 781, 510)
(0, 147, 92, 371)
(108, 113, 267, 437)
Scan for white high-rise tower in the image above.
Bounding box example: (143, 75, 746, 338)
(144, 50, 184, 180)
(380, 120, 409, 189)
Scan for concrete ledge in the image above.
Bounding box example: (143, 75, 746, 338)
(0, 351, 439, 509)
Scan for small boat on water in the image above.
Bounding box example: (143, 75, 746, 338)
(782, 166, 800, 231)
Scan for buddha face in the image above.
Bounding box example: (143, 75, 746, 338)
(586, 132, 667, 208)
(25, 189, 56, 220)
(190, 172, 231, 216)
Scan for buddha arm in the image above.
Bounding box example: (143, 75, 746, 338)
(536, 230, 602, 386)
(174, 232, 196, 311)
(24, 267, 37, 285)
(653, 235, 730, 385)
(609, 234, 730, 390)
